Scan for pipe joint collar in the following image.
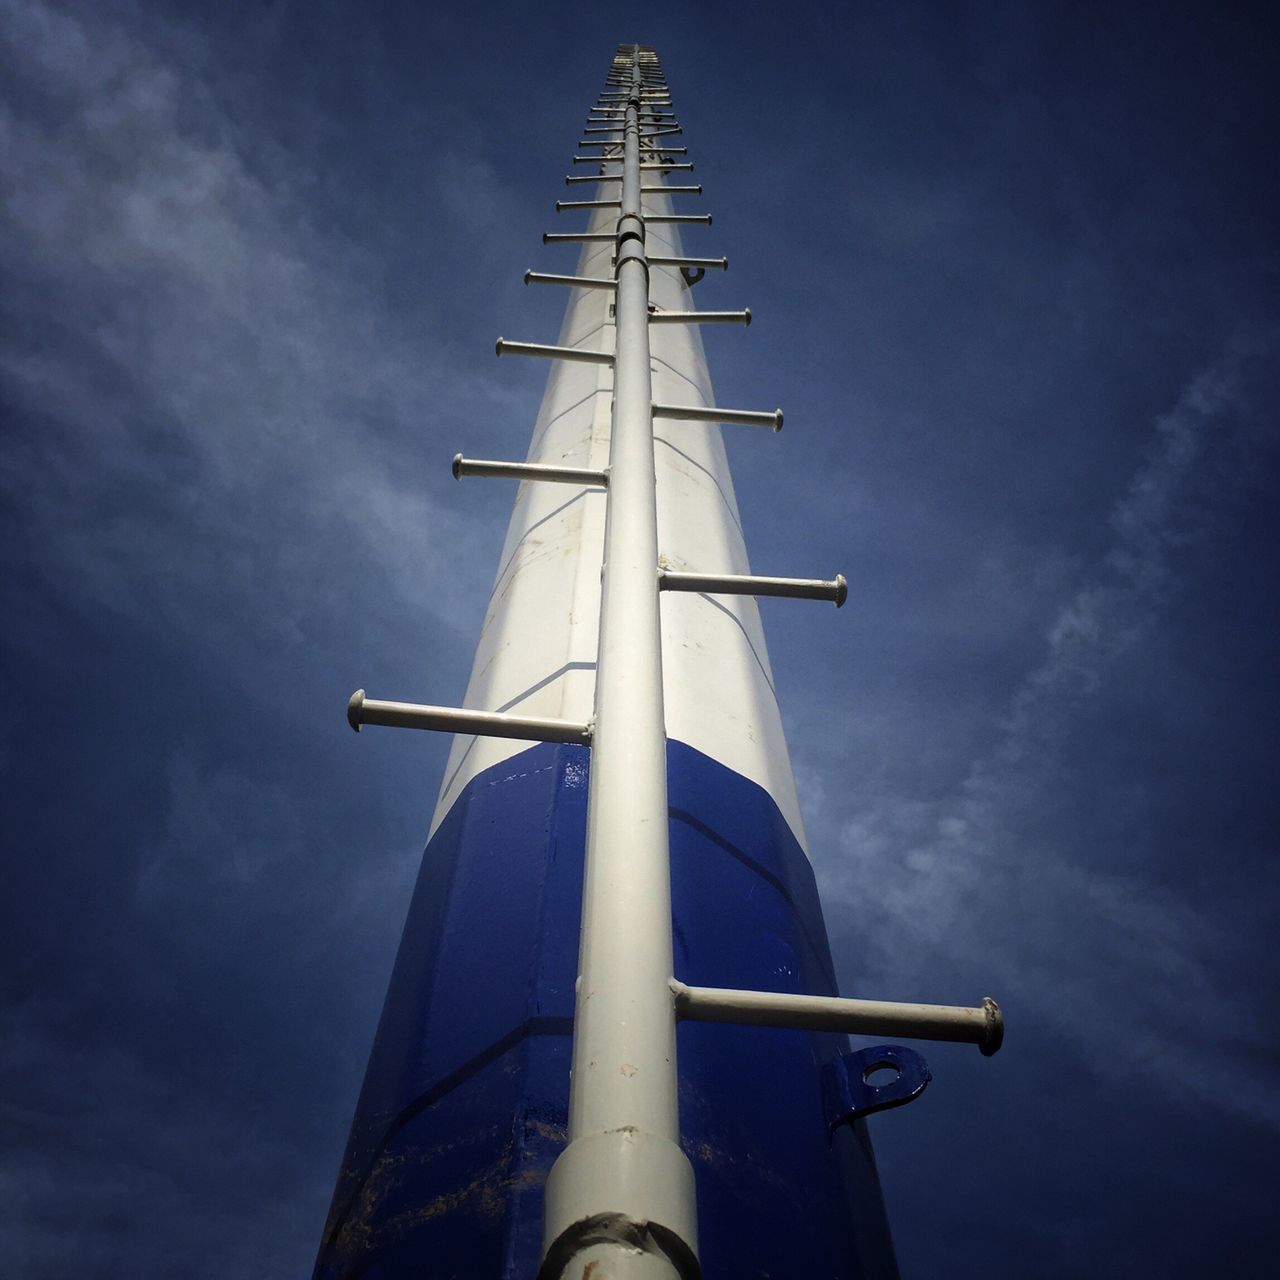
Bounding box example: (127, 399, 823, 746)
(616, 216, 647, 254)
(540, 1130, 699, 1279)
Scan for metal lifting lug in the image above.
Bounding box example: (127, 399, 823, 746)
(822, 1045, 932, 1132)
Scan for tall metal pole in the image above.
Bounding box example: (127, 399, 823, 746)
(540, 44, 699, 1280)
(326, 40, 1004, 1280)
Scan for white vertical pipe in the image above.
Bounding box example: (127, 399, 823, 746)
(541, 45, 699, 1280)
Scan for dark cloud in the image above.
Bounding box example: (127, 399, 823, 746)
(2, 1, 1277, 1276)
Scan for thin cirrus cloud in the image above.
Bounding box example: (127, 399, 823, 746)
(1, 0, 507, 670)
(814, 336, 1279, 1127)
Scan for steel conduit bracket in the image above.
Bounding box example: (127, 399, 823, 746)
(822, 1044, 931, 1133)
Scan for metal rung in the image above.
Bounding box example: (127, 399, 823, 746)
(578, 139, 623, 148)
(649, 308, 750, 326)
(647, 254, 727, 271)
(640, 162, 694, 171)
(642, 127, 683, 138)
(496, 338, 614, 365)
(544, 231, 616, 242)
(566, 174, 623, 184)
(653, 401, 781, 429)
(556, 199, 622, 211)
(453, 454, 608, 487)
(660, 570, 846, 606)
(348, 690, 593, 745)
(670, 981, 1004, 1056)
(646, 214, 712, 224)
(641, 184, 701, 194)
(573, 156, 624, 165)
(642, 146, 688, 155)
(525, 270, 617, 290)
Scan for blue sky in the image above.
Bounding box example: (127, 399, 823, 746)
(2, 1, 1277, 1275)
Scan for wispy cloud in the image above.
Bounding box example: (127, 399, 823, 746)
(0, 0, 511, 666)
(815, 337, 1278, 1125)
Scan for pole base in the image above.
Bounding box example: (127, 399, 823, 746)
(540, 1130, 700, 1280)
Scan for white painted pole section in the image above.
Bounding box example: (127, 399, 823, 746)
(541, 46, 699, 1280)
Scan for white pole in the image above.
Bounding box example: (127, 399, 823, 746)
(541, 44, 700, 1280)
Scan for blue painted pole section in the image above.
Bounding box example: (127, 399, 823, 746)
(314, 743, 898, 1277)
